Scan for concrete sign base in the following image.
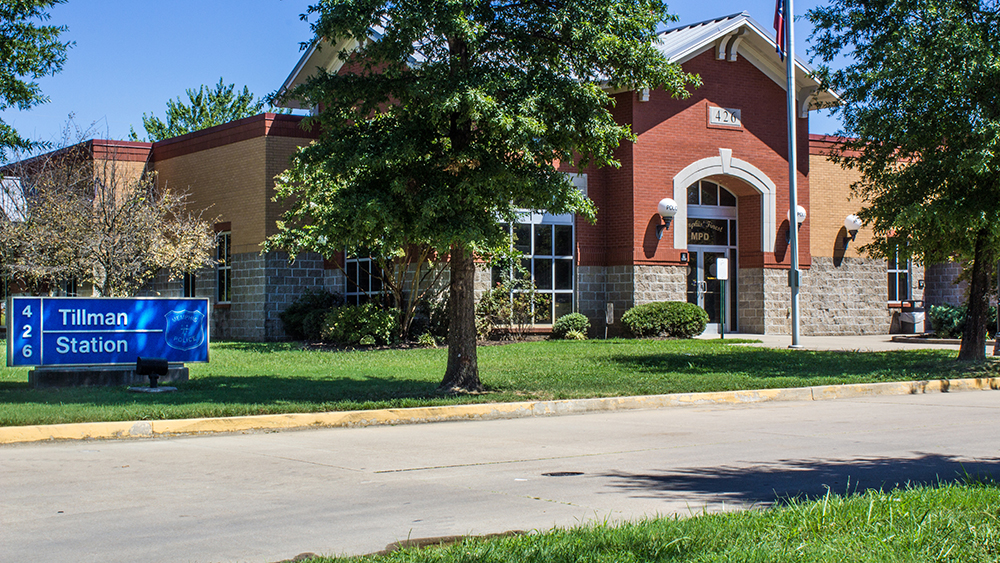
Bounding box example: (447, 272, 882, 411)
(29, 365, 189, 388)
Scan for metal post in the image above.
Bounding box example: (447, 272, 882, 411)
(720, 279, 726, 340)
(785, 0, 802, 349)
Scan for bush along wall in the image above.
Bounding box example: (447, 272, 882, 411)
(929, 303, 997, 339)
(320, 302, 399, 346)
(551, 313, 591, 339)
(621, 301, 708, 338)
(280, 289, 345, 340)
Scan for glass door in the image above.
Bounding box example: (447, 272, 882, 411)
(687, 247, 733, 333)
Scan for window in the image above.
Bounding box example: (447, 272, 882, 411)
(344, 256, 386, 305)
(492, 213, 575, 324)
(888, 250, 910, 303)
(56, 278, 77, 297)
(687, 180, 737, 208)
(217, 231, 231, 303)
(183, 272, 197, 298)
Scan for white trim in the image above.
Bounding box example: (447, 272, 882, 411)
(672, 151, 777, 252)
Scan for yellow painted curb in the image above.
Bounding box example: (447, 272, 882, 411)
(2, 377, 998, 445)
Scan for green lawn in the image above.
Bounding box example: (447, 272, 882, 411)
(0, 338, 992, 427)
(310, 482, 1000, 562)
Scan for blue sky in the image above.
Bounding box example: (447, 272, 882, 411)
(0, 0, 841, 147)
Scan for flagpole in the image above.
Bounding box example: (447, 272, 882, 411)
(784, 0, 802, 348)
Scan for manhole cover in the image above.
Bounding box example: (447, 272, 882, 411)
(542, 471, 584, 477)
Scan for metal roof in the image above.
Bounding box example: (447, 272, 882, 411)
(279, 11, 838, 111)
(656, 12, 838, 109)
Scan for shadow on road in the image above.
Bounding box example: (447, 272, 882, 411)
(603, 453, 1000, 506)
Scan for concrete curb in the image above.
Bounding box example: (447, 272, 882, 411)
(2, 377, 998, 445)
(891, 335, 996, 346)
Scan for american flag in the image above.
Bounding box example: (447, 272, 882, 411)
(774, 0, 786, 61)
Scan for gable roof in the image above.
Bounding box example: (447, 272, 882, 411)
(279, 21, 426, 110)
(657, 12, 838, 112)
(278, 11, 838, 113)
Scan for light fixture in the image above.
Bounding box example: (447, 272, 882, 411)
(656, 198, 678, 240)
(786, 205, 806, 243)
(843, 214, 863, 249)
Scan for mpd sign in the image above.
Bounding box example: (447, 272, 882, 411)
(6, 297, 209, 367)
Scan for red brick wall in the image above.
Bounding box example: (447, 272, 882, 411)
(578, 49, 811, 270)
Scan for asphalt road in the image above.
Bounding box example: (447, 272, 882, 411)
(3, 391, 999, 563)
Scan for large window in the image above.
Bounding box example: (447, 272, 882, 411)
(492, 212, 575, 324)
(888, 250, 910, 303)
(217, 231, 231, 304)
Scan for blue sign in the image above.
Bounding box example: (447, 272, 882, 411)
(6, 297, 209, 367)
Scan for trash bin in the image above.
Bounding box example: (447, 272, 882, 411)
(899, 310, 925, 334)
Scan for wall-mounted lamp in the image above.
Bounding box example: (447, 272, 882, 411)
(786, 205, 806, 243)
(656, 198, 678, 240)
(843, 214, 863, 249)
(680, 252, 688, 263)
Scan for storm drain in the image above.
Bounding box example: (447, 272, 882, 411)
(542, 471, 584, 477)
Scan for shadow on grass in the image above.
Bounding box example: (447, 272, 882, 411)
(603, 453, 1000, 506)
(604, 347, 967, 381)
(0, 374, 443, 408)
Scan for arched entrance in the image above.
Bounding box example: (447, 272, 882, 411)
(672, 149, 779, 334)
(686, 179, 737, 333)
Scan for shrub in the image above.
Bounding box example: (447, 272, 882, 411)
(280, 289, 345, 340)
(358, 335, 377, 346)
(476, 279, 550, 341)
(929, 303, 997, 339)
(564, 329, 587, 340)
(320, 303, 398, 346)
(929, 304, 965, 339)
(621, 301, 708, 338)
(417, 332, 438, 347)
(552, 313, 591, 339)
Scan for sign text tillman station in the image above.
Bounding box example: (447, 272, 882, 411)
(6, 297, 209, 367)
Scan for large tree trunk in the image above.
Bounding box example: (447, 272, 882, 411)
(958, 228, 993, 361)
(440, 244, 482, 392)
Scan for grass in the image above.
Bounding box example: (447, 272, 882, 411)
(0, 337, 994, 427)
(309, 482, 1000, 562)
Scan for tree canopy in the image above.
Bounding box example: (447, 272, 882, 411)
(267, 0, 699, 390)
(0, 130, 216, 297)
(135, 78, 279, 142)
(808, 0, 1000, 360)
(0, 0, 71, 158)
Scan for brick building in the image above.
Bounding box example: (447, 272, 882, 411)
(11, 12, 950, 339)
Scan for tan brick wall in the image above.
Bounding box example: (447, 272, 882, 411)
(152, 137, 268, 255)
(808, 154, 872, 259)
(265, 136, 314, 240)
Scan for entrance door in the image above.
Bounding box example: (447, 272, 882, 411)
(687, 247, 733, 333)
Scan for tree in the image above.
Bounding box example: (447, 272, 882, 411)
(808, 0, 1000, 360)
(0, 0, 71, 158)
(135, 78, 279, 142)
(267, 0, 698, 391)
(0, 124, 217, 296)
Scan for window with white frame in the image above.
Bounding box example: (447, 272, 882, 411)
(344, 256, 386, 305)
(888, 250, 910, 303)
(217, 231, 231, 303)
(492, 212, 575, 324)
